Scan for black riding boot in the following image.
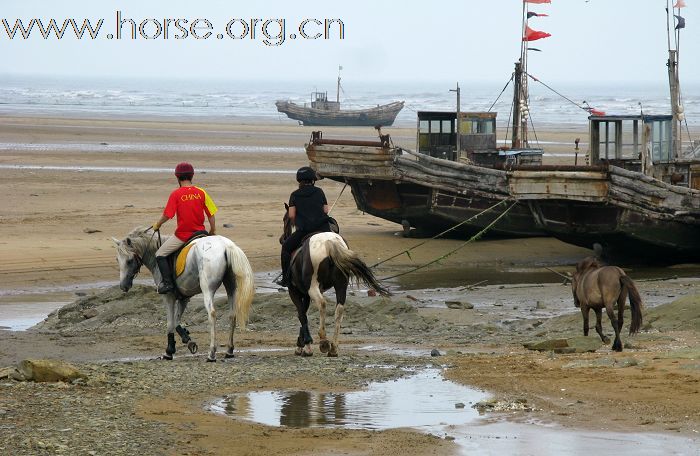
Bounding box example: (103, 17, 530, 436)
(277, 251, 292, 287)
(156, 256, 175, 294)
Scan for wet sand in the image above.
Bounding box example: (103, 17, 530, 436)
(0, 115, 699, 455)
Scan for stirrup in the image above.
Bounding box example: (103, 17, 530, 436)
(158, 283, 174, 294)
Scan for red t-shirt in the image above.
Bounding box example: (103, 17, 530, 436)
(163, 186, 218, 241)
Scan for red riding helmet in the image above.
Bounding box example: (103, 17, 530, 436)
(174, 162, 194, 177)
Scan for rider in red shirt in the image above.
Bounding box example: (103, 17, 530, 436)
(152, 162, 218, 294)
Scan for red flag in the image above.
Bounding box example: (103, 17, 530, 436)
(523, 26, 551, 41)
(525, 0, 551, 4)
(590, 109, 606, 116)
(673, 0, 686, 8)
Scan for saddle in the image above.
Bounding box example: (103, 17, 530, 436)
(290, 223, 343, 263)
(168, 231, 209, 278)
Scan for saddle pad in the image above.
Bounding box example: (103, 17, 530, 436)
(175, 243, 195, 277)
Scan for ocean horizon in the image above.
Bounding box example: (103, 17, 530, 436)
(1, 74, 698, 130)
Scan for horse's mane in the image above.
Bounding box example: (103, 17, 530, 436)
(116, 226, 159, 256)
(576, 256, 602, 273)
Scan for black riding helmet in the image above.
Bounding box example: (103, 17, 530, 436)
(296, 166, 317, 183)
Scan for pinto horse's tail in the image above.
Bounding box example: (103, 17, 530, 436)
(327, 240, 391, 297)
(225, 241, 255, 329)
(620, 275, 643, 334)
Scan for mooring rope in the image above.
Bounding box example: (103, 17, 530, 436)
(369, 199, 508, 268)
(328, 183, 348, 214)
(379, 201, 518, 281)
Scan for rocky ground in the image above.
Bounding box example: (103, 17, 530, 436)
(1, 278, 699, 455)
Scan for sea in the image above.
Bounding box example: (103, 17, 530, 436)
(1, 74, 699, 130)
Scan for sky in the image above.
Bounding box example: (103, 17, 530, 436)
(1, 0, 699, 86)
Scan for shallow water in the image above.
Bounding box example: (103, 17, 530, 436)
(0, 164, 295, 174)
(211, 369, 488, 430)
(211, 368, 699, 455)
(0, 301, 69, 331)
(393, 263, 700, 290)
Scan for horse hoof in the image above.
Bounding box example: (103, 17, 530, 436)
(159, 354, 173, 361)
(188, 341, 198, 354)
(603, 337, 611, 344)
(301, 350, 313, 357)
(319, 339, 331, 354)
(294, 347, 303, 356)
(225, 352, 235, 359)
(327, 352, 338, 358)
(206, 357, 217, 363)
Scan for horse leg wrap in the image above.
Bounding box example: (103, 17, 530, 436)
(166, 333, 176, 356)
(176, 325, 191, 343)
(302, 325, 314, 345)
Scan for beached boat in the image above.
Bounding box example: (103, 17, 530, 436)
(506, 3, 700, 260)
(306, 111, 544, 238)
(307, 3, 700, 260)
(305, 7, 547, 238)
(275, 71, 404, 127)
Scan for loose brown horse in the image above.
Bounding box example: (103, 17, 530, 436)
(571, 257, 643, 352)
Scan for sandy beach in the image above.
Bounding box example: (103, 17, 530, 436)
(1, 115, 699, 455)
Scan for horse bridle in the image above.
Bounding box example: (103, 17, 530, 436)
(125, 227, 162, 278)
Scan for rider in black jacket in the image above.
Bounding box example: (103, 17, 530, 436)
(277, 167, 331, 287)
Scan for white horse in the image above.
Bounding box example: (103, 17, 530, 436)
(113, 227, 255, 362)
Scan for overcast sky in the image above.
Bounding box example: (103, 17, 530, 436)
(1, 0, 699, 86)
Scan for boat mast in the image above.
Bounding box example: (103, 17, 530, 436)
(337, 65, 342, 104)
(666, 0, 682, 158)
(512, 1, 530, 149)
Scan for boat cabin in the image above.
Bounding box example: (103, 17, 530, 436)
(589, 114, 698, 188)
(310, 92, 340, 112)
(416, 111, 542, 166)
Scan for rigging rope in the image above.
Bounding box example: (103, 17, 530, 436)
(525, 72, 590, 114)
(379, 201, 518, 281)
(369, 199, 508, 268)
(488, 74, 515, 112)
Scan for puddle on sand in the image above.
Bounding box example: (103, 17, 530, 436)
(392, 264, 700, 290)
(0, 301, 69, 331)
(211, 369, 488, 430)
(211, 369, 699, 455)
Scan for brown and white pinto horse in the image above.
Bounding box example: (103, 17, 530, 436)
(280, 210, 390, 357)
(571, 257, 643, 352)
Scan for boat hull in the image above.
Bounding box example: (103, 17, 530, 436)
(276, 101, 404, 127)
(307, 139, 700, 260)
(306, 139, 544, 238)
(510, 166, 700, 260)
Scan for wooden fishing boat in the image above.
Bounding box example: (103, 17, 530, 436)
(275, 97, 404, 127)
(305, 6, 547, 238)
(306, 2, 700, 260)
(275, 70, 404, 127)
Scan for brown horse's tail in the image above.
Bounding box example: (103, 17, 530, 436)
(620, 275, 643, 334)
(327, 240, 391, 296)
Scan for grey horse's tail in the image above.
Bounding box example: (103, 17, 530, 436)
(327, 240, 391, 296)
(620, 275, 643, 334)
(225, 241, 255, 329)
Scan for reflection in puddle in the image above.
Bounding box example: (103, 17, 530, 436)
(212, 369, 699, 455)
(211, 369, 487, 430)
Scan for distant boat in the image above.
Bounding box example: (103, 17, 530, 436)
(275, 71, 404, 127)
